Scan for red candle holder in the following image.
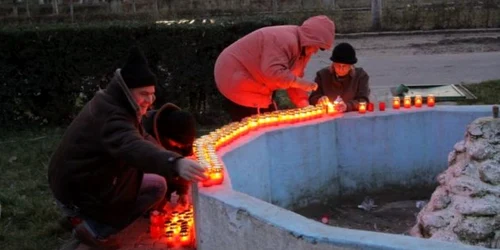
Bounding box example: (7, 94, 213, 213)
(150, 211, 164, 225)
(415, 95, 423, 108)
(404, 96, 412, 108)
(358, 102, 367, 114)
(165, 231, 176, 248)
(368, 102, 374, 112)
(180, 230, 192, 247)
(210, 167, 224, 185)
(379, 102, 386, 111)
(392, 97, 400, 109)
(149, 225, 162, 239)
(427, 94, 435, 107)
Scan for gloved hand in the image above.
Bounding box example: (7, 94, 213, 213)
(317, 96, 330, 105)
(175, 158, 208, 182)
(292, 78, 318, 92)
(334, 101, 347, 113)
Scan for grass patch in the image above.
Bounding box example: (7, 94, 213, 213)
(459, 79, 500, 105)
(0, 124, 217, 249)
(0, 128, 70, 250)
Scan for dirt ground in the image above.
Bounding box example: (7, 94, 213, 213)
(293, 187, 436, 235)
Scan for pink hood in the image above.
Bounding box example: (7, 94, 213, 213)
(298, 15, 335, 49)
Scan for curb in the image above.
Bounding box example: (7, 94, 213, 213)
(336, 28, 500, 38)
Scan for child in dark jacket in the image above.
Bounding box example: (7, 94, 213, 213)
(142, 103, 197, 208)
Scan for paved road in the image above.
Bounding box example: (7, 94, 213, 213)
(304, 51, 500, 88)
(302, 31, 500, 99)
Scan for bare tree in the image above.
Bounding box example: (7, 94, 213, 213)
(12, 0, 18, 17)
(371, 0, 382, 30)
(52, 0, 59, 15)
(153, 0, 159, 19)
(26, 0, 31, 18)
(69, 0, 74, 22)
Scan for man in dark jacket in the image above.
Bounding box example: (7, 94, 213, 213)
(49, 46, 207, 250)
(142, 103, 196, 208)
(309, 42, 370, 112)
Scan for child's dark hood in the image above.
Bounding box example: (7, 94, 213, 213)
(142, 103, 196, 154)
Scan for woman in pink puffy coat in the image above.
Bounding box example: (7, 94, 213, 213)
(214, 15, 336, 122)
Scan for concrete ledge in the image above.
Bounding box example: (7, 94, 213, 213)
(194, 105, 495, 250)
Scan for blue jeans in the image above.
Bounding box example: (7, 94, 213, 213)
(57, 173, 167, 239)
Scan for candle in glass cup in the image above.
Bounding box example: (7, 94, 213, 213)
(368, 102, 374, 112)
(403, 96, 412, 108)
(427, 94, 435, 107)
(392, 97, 400, 109)
(414, 95, 423, 107)
(358, 102, 367, 114)
(327, 102, 334, 114)
(379, 102, 386, 111)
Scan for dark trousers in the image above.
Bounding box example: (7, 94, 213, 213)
(223, 95, 277, 122)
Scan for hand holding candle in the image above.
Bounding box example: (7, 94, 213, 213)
(317, 96, 330, 105)
(176, 158, 209, 182)
(334, 101, 347, 113)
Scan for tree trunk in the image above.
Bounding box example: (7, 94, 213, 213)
(26, 0, 31, 18)
(69, 0, 74, 23)
(272, 0, 277, 14)
(132, 0, 136, 13)
(371, 0, 382, 30)
(12, 0, 18, 17)
(153, 0, 159, 19)
(38, 0, 44, 4)
(52, 0, 59, 15)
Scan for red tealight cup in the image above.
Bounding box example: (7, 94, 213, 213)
(368, 102, 374, 112)
(379, 102, 386, 111)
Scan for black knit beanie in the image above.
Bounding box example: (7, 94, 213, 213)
(156, 107, 196, 146)
(330, 42, 358, 64)
(121, 46, 157, 89)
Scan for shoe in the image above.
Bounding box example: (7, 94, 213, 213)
(73, 223, 121, 250)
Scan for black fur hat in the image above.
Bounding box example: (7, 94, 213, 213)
(330, 42, 358, 64)
(121, 46, 157, 89)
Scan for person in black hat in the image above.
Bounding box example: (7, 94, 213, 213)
(142, 103, 197, 208)
(49, 46, 208, 250)
(309, 42, 370, 112)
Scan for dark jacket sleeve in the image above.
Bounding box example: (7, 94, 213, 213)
(345, 71, 370, 112)
(101, 112, 182, 180)
(308, 72, 325, 105)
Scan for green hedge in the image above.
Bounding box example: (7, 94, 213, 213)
(0, 18, 293, 129)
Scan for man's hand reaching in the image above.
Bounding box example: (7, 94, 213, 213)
(175, 158, 208, 182)
(292, 78, 318, 92)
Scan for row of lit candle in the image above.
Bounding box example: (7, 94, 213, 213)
(192, 104, 338, 187)
(392, 94, 435, 109)
(149, 205, 195, 247)
(193, 94, 437, 186)
(357, 94, 436, 113)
